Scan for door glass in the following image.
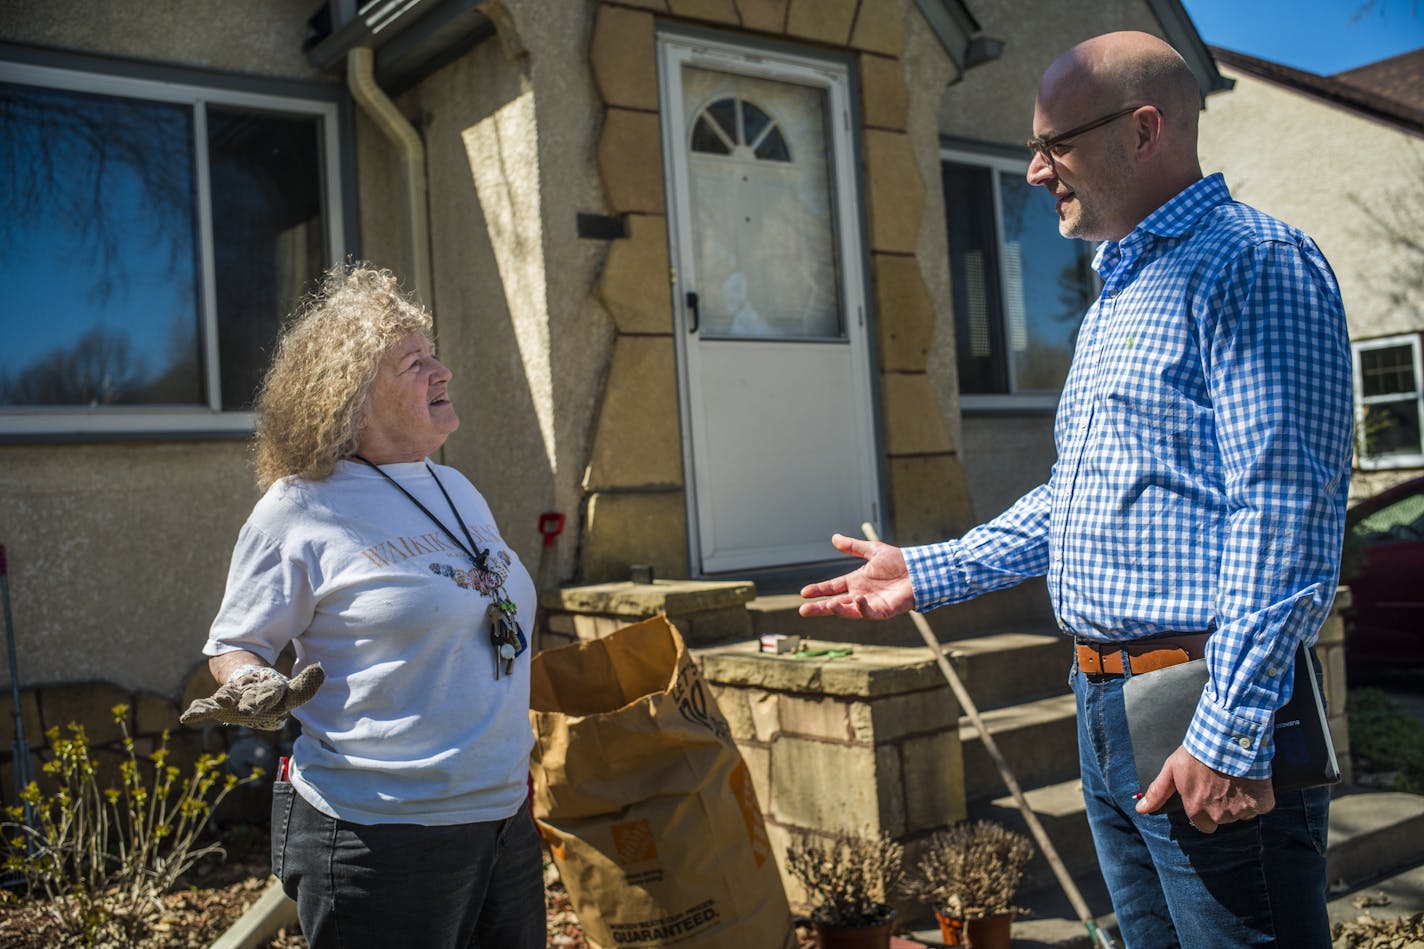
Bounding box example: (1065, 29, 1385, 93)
(683, 66, 842, 339)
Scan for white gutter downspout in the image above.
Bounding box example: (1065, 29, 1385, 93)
(346, 46, 433, 307)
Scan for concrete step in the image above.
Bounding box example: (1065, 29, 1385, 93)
(1325, 789, 1424, 887)
(961, 693, 1080, 801)
(968, 777, 1101, 882)
(943, 631, 1074, 711)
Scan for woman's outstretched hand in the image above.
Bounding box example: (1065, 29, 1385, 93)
(798, 533, 915, 620)
(181, 664, 325, 731)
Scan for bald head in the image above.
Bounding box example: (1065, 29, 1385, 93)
(1029, 31, 1204, 240)
(1039, 31, 1202, 153)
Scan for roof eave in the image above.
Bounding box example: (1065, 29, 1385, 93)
(305, 0, 495, 94)
(914, 0, 1005, 75)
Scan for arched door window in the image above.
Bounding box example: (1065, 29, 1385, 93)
(691, 96, 791, 162)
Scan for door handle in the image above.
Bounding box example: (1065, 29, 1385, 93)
(685, 291, 699, 333)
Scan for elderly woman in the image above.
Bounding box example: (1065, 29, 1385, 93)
(182, 263, 543, 948)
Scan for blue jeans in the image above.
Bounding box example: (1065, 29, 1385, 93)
(1072, 665, 1331, 948)
(272, 782, 545, 949)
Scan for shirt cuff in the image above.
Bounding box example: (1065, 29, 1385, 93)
(1183, 691, 1275, 779)
(903, 541, 969, 612)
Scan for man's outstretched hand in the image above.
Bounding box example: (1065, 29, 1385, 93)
(181, 663, 325, 731)
(798, 533, 915, 620)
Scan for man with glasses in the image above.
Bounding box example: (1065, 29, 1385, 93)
(801, 30, 1350, 947)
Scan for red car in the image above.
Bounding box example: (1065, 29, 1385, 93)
(1342, 475, 1424, 667)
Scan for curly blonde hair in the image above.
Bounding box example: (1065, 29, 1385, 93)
(253, 263, 432, 490)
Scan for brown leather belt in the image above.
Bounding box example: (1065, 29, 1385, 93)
(1075, 633, 1210, 676)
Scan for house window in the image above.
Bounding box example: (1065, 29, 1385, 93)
(1354, 334, 1424, 469)
(0, 54, 346, 437)
(940, 146, 1097, 410)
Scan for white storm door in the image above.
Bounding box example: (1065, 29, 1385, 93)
(658, 36, 881, 575)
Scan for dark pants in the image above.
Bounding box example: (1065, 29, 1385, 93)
(272, 782, 545, 949)
(1073, 665, 1331, 948)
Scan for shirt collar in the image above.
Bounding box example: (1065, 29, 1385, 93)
(1092, 173, 1231, 275)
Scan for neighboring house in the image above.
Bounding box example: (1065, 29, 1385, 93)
(0, 0, 1225, 699)
(1197, 45, 1424, 500)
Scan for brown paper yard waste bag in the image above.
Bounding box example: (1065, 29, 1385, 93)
(530, 616, 795, 948)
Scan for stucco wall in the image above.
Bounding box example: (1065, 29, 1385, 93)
(936, 0, 1163, 143)
(0, 443, 260, 695)
(1197, 65, 1424, 498)
(0, 0, 332, 697)
(0, 0, 327, 80)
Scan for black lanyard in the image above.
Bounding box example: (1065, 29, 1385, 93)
(351, 455, 524, 679)
(351, 454, 492, 575)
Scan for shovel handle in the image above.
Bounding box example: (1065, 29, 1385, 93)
(538, 513, 565, 547)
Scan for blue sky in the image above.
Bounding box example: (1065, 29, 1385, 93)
(1181, 0, 1424, 75)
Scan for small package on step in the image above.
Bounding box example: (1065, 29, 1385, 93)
(530, 616, 795, 949)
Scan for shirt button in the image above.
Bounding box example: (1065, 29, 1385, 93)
(1267, 666, 1280, 677)
(1237, 737, 1252, 748)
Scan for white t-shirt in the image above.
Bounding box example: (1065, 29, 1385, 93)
(205, 459, 536, 825)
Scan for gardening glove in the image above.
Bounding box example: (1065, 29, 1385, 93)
(180, 663, 325, 731)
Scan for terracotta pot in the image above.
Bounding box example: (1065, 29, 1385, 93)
(934, 911, 1014, 949)
(812, 912, 896, 949)
(936, 912, 966, 946)
(969, 912, 1014, 949)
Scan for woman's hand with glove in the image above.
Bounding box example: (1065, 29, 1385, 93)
(181, 663, 325, 731)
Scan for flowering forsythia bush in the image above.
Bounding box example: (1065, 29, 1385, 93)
(1, 704, 259, 946)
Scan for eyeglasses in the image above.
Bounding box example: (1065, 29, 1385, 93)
(1026, 105, 1155, 171)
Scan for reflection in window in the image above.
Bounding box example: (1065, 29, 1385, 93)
(1355, 335, 1424, 469)
(942, 155, 1097, 397)
(0, 83, 203, 407)
(0, 65, 337, 428)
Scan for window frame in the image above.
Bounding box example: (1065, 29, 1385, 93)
(0, 47, 351, 440)
(1353, 332, 1424, 471)
(939, 139, 1097, 414)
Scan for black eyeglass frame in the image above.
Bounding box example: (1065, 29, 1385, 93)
(1026, 105, 1156, 170)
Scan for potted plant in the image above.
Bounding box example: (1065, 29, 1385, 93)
(900, 820, 1034, 949)
(785, 831, 904, 949)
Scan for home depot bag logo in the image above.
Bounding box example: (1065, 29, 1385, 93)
(611, 818, 658, 864)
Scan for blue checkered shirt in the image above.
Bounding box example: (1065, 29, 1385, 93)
(905, 174, 1353, 777)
